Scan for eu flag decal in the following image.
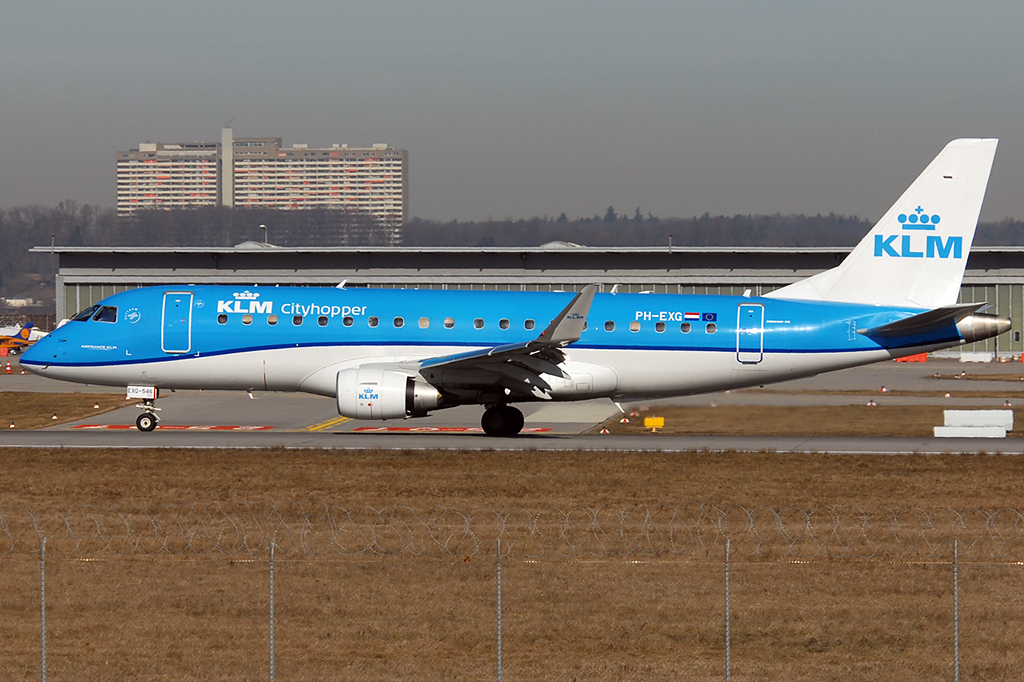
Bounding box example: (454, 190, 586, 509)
(702, 312, 717, 322)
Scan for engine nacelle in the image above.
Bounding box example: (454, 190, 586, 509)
(336, 367, 442, 420)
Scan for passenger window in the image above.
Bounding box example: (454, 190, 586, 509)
(444, 317, 455, 329)
(474, 318, 484, 329)
(267, 314, 278, 326)
(604, 321, 615, 332)
(293, 315, 303, 326)
(242, 314, 253, 325)
(524, 319, 535, 330)
(92, 306, 118, 323)
(394, 317, 404, 328)
(419, 317, 429, 329)
(368, 316, 379, 328)
(318, 316, 328, 327)
(343, 316, 353, 327)
(655, 321, 666, 333)
(706, 322, 717, 334)
(218, 314, 228, 324)
(629, 321, 640, 332)
(680, 322, 691, 333)
(499, 319, 510, 330)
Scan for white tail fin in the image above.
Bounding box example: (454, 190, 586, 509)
(767, 138, 998, 308)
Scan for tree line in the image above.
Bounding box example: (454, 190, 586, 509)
(4, 202, 1024, 302)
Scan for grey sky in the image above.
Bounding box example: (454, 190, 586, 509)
(2, 1, 1023, 223)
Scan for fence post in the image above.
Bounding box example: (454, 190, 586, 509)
(40, 537, 47, 682)
(269, 539, 276, 682)
(724, 538, 731, 682)
(496, 537, 503, 682)
(953, 539, 960, 682)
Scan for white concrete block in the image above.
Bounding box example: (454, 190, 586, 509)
(959, 352, 995, 363)
(934, 426, 1007, 438)
(944, 410, 1014, 430)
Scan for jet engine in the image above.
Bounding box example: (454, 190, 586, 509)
(336, 367, 442, 420)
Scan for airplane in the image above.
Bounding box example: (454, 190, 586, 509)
(0, 323, 42, 354)
(20, 138, 1010, 435)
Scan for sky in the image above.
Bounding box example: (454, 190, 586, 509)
(2, 1, 1023, 223)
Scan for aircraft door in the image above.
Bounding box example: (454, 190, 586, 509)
(162, 292, 193, 354)
(736, 303, 764, 364)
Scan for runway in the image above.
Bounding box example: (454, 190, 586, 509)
(2, 354, 1024, 452)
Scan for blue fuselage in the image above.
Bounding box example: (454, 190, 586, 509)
(21, 285, 964, 402)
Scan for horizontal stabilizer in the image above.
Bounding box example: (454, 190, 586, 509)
(858, 303, 987, 338)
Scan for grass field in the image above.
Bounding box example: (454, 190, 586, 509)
(0, 392, 132, 430)
(1, 447, 1024, 680)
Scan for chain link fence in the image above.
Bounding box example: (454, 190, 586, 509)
(2, 503, 1024, 560)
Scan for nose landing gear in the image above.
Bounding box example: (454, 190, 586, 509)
(481, 405, 525, 437)
(135, 399, 161, 432)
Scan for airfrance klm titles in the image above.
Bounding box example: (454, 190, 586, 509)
(874, 207, 962, 259)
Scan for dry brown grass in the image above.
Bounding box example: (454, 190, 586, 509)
(3, 448, 1024, 680)
(601, 404, 1024, 437)
(0, 393, 133, 430)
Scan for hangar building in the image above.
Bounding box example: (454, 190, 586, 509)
(33, 242, 1024, 358)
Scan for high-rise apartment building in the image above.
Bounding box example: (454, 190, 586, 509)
(116, 129, 408, 228)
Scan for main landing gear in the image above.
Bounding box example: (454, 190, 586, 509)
(481, 405, 525, 437)
(135, 399, 161, 432)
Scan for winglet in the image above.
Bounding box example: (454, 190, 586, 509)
(535, 285, 597, 347)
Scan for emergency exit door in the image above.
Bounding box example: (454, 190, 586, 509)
(161, 292, 193, 354)
(736, 303, 764, 364)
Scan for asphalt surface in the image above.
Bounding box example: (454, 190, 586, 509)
(2, 353, 1024, 452)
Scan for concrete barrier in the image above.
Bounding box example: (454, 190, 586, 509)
(935, 410, 1013, 438)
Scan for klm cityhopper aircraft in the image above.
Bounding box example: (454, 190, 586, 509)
(21, 139, 1010, 435)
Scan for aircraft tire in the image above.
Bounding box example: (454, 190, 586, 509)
(136, 413, 157, 432)
(504, 406, 525, 435)
(481, 405, 524, 437)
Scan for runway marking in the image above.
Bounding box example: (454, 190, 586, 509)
(301, 415, 352, 432)
(72, 425, 275, 431)
(351, 426, 553, 433)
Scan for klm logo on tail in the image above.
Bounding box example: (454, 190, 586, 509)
(874, 207, 961, 259)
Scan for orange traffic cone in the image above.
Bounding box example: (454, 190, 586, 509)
(4, 362, 11, 374)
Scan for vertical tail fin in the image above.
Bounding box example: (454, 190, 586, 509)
(767, 138, 998, 308)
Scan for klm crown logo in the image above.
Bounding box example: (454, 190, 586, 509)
(874, 206, 961, 259)
(233, 291, 260, 300)
(898, 206, 940, 230)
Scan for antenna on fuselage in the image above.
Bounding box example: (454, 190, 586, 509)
(337, 280, 347, 289)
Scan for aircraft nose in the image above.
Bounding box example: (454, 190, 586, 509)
(19, 335, 52, 368)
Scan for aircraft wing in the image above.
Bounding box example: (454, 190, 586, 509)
(857, 303, 987, 338)
(408, 285, 598, 399)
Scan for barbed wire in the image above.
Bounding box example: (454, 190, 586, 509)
(1, 504, 1023, 560)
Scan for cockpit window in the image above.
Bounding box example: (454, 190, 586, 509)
(71, 305, 101, 322)
(92, 306, 118, 323)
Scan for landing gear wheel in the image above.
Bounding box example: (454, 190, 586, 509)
(136, 413, 157, 432)
(481, 405, 525, 437)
